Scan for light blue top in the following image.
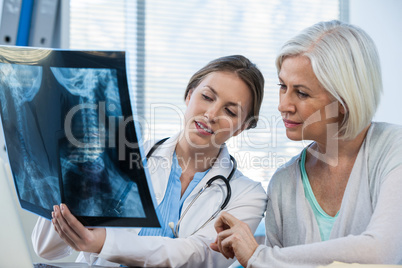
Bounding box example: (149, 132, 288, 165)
(300, 148, 338, 241)
(139, 151, 208, 238)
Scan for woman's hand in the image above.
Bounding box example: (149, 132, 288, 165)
(210, 212, 259, 267)
(52, 204, 106, 254)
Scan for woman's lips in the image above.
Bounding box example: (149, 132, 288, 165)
(195, 121, 213, 135)
(283, 119, 302, 128)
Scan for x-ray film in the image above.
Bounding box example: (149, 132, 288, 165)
(0, 46, 160, 227)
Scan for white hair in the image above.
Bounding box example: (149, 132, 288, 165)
(276, 20, 382, 140)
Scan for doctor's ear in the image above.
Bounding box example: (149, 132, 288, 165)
(185, 89, 194, 106)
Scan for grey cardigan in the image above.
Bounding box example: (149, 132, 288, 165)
(248, 122, 402, 268)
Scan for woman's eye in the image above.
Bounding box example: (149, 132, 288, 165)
(225, 108, 236, 117)
(278, 83, 286, 90)
(297, 90, 309, 98)
(202, 94, 213, 101)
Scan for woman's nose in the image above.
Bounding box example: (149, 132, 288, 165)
(204, 105, 218, 123)
(278, 91, 296, 114)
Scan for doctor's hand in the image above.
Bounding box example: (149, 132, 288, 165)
(210, 212, 259, 267)
(52, 204, 106, 254)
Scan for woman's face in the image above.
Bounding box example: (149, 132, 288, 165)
(184, 71, 252, 149)
(278, 55, 343, 143)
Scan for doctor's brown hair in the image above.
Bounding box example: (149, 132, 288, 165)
(184, 55, 264, 129)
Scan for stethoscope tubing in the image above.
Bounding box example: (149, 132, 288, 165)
(146, 138, 236, 238)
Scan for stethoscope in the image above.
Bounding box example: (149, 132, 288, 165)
(146, 138, 237, 238)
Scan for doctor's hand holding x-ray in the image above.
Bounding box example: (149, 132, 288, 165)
(52, 204, 105, 254)
(32, 55, 267, 268)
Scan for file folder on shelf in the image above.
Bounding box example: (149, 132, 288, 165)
(29, 0, 59, 47)
(16, 0, 35, 46)
(0, 0, 23, 45)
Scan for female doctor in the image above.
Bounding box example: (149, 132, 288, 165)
(32, 55, 267, 267)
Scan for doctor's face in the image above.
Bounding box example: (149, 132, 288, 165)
(184, 71, 252, 149)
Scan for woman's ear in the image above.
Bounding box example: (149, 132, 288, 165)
(185, 89, 194, 106)
(339, 101, 347, 115)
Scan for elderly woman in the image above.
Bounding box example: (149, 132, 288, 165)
(211, 20, 402, 267)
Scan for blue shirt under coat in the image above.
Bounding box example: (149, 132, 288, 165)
(139, 152, 208, 238)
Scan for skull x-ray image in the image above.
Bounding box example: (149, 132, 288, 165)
(0, 46, 159, 227)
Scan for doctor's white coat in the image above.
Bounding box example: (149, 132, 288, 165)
(32, 133, 267, 267)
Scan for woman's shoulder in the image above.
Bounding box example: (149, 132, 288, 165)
(143, 134, 181, 156)
(267, 153, 301, 192)
(367, 122, 402, 154)
(366, 122, 402, 178)
(370, 122, 402, 140)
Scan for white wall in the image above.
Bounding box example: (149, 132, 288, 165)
(349, 0, 402, 125)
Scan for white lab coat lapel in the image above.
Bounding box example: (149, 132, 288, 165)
(179, 145, 234, 237)
(145, 133, 181, 205)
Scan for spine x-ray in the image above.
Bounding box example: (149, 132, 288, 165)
(0, 46, 159, 227)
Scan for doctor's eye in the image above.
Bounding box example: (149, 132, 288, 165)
(225, 108, 236, 117)
(202, 94, 213, 101)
